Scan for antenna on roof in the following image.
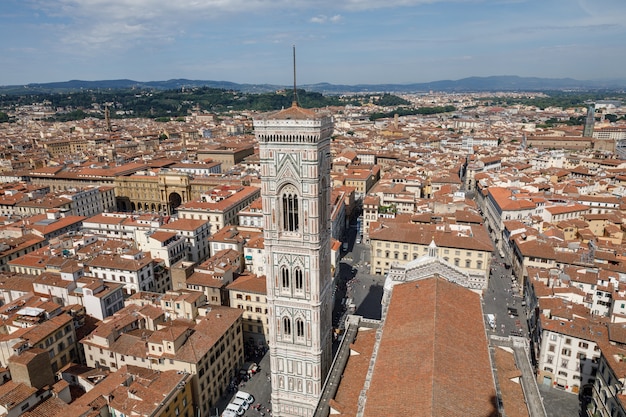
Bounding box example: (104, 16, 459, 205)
(292, 45, 299, 107)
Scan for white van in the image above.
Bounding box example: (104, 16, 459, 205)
(235, 390, 255, 406)
(226, 403, 245, 416)
(487, 314, 496, 330)
(233, 397, 249, 410)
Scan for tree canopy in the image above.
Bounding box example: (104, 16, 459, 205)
(0, 88, 409, 122)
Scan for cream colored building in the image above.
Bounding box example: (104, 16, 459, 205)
(369, 221, 493, 287)
(80, 303, 244, 417)
(227, 273, 268, 346)
(176, 185, 260, 234)
(0, 310, 78, 374)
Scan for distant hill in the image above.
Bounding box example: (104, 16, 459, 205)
(2, 75, 626, 95)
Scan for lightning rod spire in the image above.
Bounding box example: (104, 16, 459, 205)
(292, 45, 299, 107)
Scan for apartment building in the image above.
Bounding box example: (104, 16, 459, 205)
(537, 317, 602, 393)
(176, 185, 260, 234)
(207, 226, 260, 262)
(196, 143, 255, 171)
(0, 183, 49, 216)
(0, 308, 78, 374)
(368, 221, 493, 281)
(0, 234, 46, 272)
(343, 165, 380, 198)
(85, 249, 156, 295)
(170, 160, 223, 176)
(77, 277, 126, 320)
(64, 365, 195, 417)
(24, 211, 86, 240)
(1, 349, 62, 417)
(227, 273, 268, 346)
(169, 256, 237, 309)
(330, 189, 347, 241)
(482, 187, 543, 255)
(361, 195, 379, 244)
(82, 212, 137, 239)
(589, 335, 626, 417)
(542, 203, 590, 224)
(125, 289, 207, 322)
(57, 186, 116, 217)
(80, 304, 244, 417)
(510, 238, 558, 290)
(576, 195, 622, 214)
(159, 218, 211, 264)
(237, 197, 263, 229)
(243, 234, 264, 276)
(135, 229, 187, 267)
(184, 269, 232, 307)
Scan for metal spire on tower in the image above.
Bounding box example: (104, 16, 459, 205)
(292, 45, 299, 107)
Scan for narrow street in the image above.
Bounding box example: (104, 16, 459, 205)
(483, 252, 528, 338)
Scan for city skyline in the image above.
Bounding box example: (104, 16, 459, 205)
(1, 0, 626, 87)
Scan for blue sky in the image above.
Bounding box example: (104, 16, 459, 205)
(1, 0, 625, 86)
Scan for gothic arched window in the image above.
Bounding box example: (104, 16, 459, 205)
(294, 268, 303, 291)
(283, 317, 291, 335)
(282, 187, 299, 232)
(296, 319, 305, 338)
(281, 267, 290, 289)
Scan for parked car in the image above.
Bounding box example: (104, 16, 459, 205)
(235, 391, 255, 406)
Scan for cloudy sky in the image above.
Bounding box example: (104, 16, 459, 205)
(1, 0, 625, 86)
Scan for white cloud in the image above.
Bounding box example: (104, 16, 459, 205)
(310, 14, 342, 24)
(310, 15, 328, 24)
(29, 0, 296, 47)
(330, 15, 343, 23)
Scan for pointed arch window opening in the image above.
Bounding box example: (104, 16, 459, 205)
(294, 268, 304, 291)
(296, 319, 305, 338)
(281, 267, 290, 289)
(283, 317, 292, 336)
(282, 192, 299, 232)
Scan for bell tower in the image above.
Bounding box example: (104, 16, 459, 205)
(254, 50, 334, 417)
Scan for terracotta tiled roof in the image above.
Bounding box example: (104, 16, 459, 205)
(369, 221, 493, 252)
(226, 273, 266, 294)
(494, 347, 529, 417)
(330, 327, 376, 416)
(0, 381, 38, 412)
(362, 277, 497, 417)
(265, 104, 318, 120)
